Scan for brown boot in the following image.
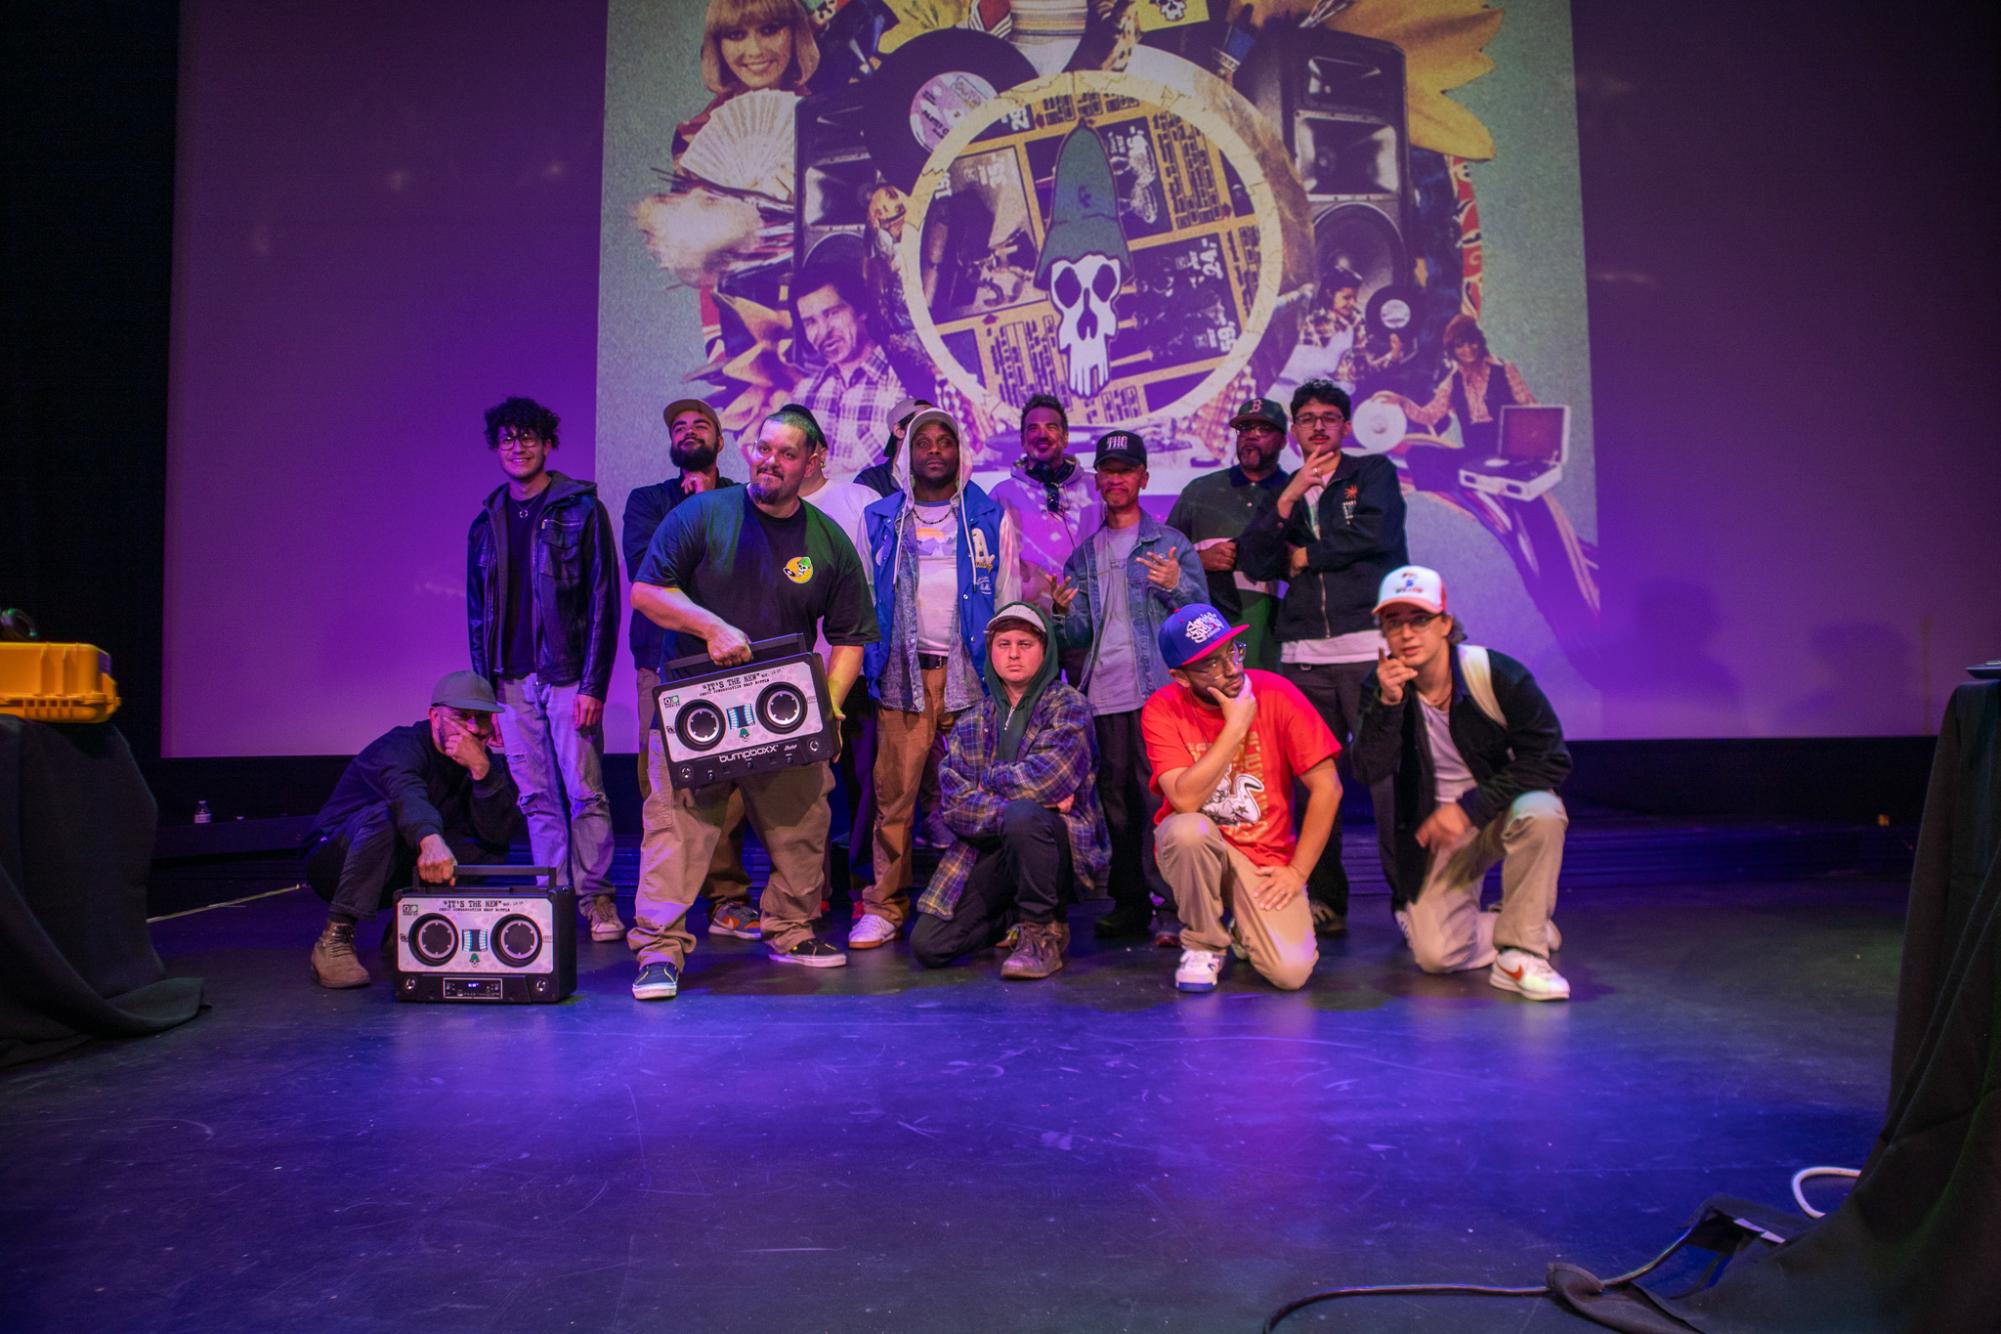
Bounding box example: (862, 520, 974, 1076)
(1001, 921, 1065, 981)
(311, 921, 370, 989)
(583, 894, 625, 943)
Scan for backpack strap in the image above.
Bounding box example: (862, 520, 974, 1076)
(1457, 644, 1506, 728)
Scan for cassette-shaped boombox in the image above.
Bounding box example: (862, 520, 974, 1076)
(391, 866, 575, 1004)
(654, 636, 837, 790)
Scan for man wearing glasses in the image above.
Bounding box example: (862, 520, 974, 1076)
(302, 672, 522, 988)
(467, 397, 622, 943)
(1237, 378, 1408, 939)
(1351, 567, 1573, 1001)
(1142, 605, 1342, 993)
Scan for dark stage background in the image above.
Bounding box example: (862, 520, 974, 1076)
(5, 2, 1998, 811)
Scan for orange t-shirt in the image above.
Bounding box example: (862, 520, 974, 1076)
(1141, 670, 1340, 867)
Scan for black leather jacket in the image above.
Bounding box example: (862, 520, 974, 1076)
(467, 472, 619, 699)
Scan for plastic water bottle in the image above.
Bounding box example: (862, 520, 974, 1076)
(193, 800, 212, 825)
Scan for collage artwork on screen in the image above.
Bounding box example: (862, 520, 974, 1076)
(597, 0, 1599, 727)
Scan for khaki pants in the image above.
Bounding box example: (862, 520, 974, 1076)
(1404, 792, 1566, 974)
(628, 747, 832, 966)
(1155, 813, 1317, 991)
(636, 667, 751, 908)
(868, 663, 959, 924)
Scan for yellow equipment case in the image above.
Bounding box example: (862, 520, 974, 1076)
(0, 642, 122, 723)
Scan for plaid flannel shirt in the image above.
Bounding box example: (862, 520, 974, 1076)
(918, 680, 1110, 919)
(801, 345, 903, 479)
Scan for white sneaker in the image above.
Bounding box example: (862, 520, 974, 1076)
(1175, 948, 1226, 992)
(847, 914, 899, 949)
(1490, 948, 1570, 1002)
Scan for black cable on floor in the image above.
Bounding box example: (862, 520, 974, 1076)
(1262, 1218, 1704, 1331)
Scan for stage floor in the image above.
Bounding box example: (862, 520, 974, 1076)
(2, 874, 1903, 1332)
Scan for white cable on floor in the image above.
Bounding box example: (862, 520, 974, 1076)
(1791, 1165, 1861, 1218)
(147, 882, 305, 922)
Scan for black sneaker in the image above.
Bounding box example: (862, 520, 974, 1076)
(1093, 906, 1153, 940)
(770, 937, 848, 968)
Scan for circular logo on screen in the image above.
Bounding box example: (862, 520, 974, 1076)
(898, 68, 1309, 437)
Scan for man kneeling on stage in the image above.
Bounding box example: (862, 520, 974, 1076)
(1351, 566, 1573, 1001)
(914, 602, 1109, 979)
(303, 671, 522, 988)
(1142, 605, 1341, 993)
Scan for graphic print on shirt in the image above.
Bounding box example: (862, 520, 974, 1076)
(1203, 771, 1267, 827)
(784, 555, 814, 584)
(913, 512, 956, 562)
(1186, 729, 1270, 831)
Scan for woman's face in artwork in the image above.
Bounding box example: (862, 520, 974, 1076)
(718, 18, 793, 91)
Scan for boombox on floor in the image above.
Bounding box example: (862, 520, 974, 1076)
(653, 635, 837, 790)
(392, 865, 574, 1004)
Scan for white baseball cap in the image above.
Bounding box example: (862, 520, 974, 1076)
(1373, 565, 1447, 616)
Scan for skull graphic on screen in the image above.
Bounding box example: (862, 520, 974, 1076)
(1048, 254, 1122, 397)
(1035, 127, 1133, 401)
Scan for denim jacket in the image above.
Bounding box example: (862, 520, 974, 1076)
(1055, 513, 1206, 706)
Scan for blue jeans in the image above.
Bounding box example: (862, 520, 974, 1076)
(497, 673, 614, 898)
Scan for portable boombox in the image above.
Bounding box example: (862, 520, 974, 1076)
(653, 635, 836, 789)
(391, 865, 575, 1004)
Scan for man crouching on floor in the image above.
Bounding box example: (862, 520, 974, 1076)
(912, 602, 1109, 980)
(1142, 605, 1341, 993)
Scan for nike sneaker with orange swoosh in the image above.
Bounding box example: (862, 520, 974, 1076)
(1490, 948, 1570, 1001)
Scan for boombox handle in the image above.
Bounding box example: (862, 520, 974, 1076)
(662, 633, 806, 680)
(409, 864, 560, 890)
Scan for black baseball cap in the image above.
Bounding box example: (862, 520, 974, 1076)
(1094, 429, 1147, 469)
(1230, 397, 1286, 432)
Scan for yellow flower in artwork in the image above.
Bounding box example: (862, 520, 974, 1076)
(878, 0, 972, 56)
(1322, 0, 1502, 160)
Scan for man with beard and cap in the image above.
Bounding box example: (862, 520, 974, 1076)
(851, 407, 1021, 949)
(620, 398, 760, 940)
(793, 403, 883, 914)
(466, 395, 622, 944)
(302, 671, 522, 988)
(1237, 378, 1408, 940)
(1053, 429, 1206, 944)
(1166, 396, 1292, 671)
(855, 396, 929, 500)
(626, 405, 878, 997)
(1142, 604, 1342, 994)
(1351, 566, 1573, 1001)
(987, 393, 1101, 621)
(915, 602, 1109, 980)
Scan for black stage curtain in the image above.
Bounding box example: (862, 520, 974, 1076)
(1559, 682, 2000, 1331)
(0, 718, 204, 1067)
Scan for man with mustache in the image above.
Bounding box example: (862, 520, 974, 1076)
(1165, 396, 1293, 671)
(1054, 430, 1205, 942)
(1142, 605, 1341, 994)
(302, 672, 522, 988)
(620, 399, 761, 941)
(1351, 566, 1573, 1001)
(627, 407, 878, 997)
(1237, 378, 1408, 939)
(850, 408, 1020, 949)
(988, 394, 1102, 620)
(796, 265, 904, 479)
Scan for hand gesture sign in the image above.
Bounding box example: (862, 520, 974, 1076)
(1050, 577, 1080, 616)
(1141, 547, 1181, 591)
(1376, 647, 1417, 706)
